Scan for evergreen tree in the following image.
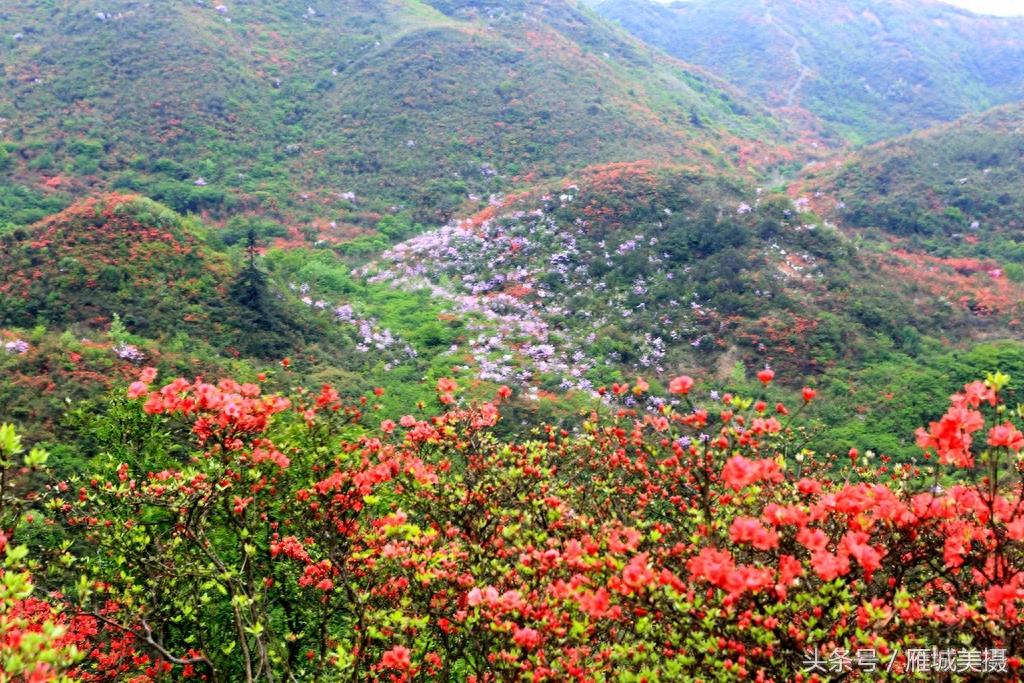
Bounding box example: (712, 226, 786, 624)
(230, 228, 269, 313)
(226, 228, 329, 359)
(227, 228, 295, 358)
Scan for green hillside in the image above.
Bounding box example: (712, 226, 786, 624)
(792, 103, 1024, 310)
(0, 0, 791, 231)
(0, 192, 525, 437)
(592, 0, 1024, 142)
(5, 164, 1021, 456)
(799, 104, 1024, 263)
(0, 194, 233, 332)
(0, 194, 369, 368)
(360, 161, 1024, 395)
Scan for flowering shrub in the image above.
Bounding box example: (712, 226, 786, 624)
(0, 425, 151, 682)
(3, 340, 29, 356)
(360, 166, 854, 393)
(111, 344, 145, 363)
(0, 555, 80, 683)
(7, 368, 1024, 680)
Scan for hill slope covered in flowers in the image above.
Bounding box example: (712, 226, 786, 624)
(3, 3, 1024, 679)
(4, 167, 1024, 459)
(0, 195, 230, 334)
(356, 162, 1024, 421)
(2, 368, 1024, 680)
(799, 104, 1024, 264)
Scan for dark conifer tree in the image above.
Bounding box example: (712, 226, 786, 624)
(228, 227, 294, 357)
(231, 228, 269, 313)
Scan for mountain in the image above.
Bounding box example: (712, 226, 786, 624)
(798, 103, 1024, 256)
(360, 161, 1023, 393)
(591, 0, 1024, 142)
(8, 6, 1024, 676)
(0, 0, 794, 231)
(2, 1, 1023, 451)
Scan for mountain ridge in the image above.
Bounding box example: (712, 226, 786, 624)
(592, 0, 1024, 142)
(0, 0, 798, 231)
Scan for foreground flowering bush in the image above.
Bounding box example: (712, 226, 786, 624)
(6, 369, 1024, 680)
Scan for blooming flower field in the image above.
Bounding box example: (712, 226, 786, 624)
(2, 366, 1023, 681)
(2, 3, 1024, 680)
(360, 164, 850, 395)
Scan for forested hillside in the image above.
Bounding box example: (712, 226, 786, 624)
(0, 0, 792, 230)
(592, 0, 1024, 141)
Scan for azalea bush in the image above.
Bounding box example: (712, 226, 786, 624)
(1, 424, 147, 683)
(4, 367, 1024, 681)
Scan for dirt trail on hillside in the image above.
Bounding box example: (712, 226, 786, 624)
(762, 0, 813, 107)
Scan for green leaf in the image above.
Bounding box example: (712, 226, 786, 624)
(0, 423, 24, 461)
(4, 544, 30, 567)
(23, 446, 49, 468)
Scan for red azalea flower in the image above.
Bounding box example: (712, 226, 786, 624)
(988, 422, 1024, 451)
(380, 645, 411, 670)
(728, 517, 779, 550)
(669, 375, 694, 395)
(513, 627, 541, 650)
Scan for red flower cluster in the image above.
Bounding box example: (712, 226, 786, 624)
(18, 371, 1024, 681)
(916, 404, 985, 466)
(720, 454, 784, 490)
(132, 370, 290, 446)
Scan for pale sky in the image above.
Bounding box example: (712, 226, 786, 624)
(941, 0, 1024, 14)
